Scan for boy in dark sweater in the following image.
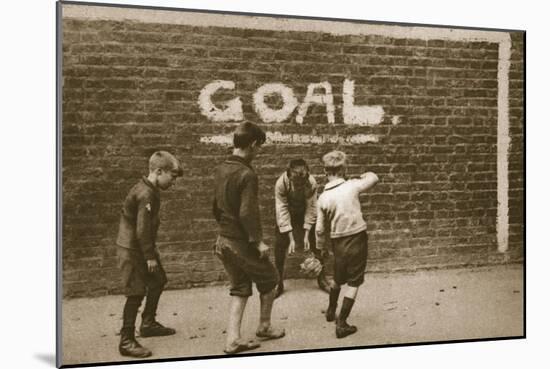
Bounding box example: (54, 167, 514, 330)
(213, 122, 285, 354)
(115, 151, 183, 358)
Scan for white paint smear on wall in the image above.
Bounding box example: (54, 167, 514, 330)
(200, 132, 379, 145)
(496, 38, 511, 253)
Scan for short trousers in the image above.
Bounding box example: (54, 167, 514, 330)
(214, 235, 279, 297)
(117, 246, 167, 297)
(331, 231, 368, 287)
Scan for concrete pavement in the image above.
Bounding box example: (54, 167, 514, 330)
(61, 264, 524, 366)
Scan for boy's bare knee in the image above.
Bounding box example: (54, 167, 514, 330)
(259, 286, 277, 298)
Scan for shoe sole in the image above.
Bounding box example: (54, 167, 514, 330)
(335, 327, 358, 339)
(119, 350, 152, 358)
(224, 340, 261, 354)
(139, 332, 176, 338)
(256, 330, 286, 341)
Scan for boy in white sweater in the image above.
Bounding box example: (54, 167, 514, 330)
(315, 151, 378, 338)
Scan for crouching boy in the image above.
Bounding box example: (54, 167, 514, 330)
(115, 151, 183, 357)
(274, 158, 331, 297)
(315, 151, 378, 338)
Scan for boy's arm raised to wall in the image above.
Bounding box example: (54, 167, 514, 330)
(355, 172, 379, 193)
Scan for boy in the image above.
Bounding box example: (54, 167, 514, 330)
(274, 158, 331, 297)
(115, 151, 183, 358)
(212, 122, 285, 354)
(315, 150, 378, 339)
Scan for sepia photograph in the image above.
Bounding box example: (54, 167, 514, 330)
(57, 1, 525, 367)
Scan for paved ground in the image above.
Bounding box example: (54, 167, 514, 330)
(61, 264, 524, 366)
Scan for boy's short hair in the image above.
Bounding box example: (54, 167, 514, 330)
(287, 158, 309, 179)
(233, 122, 266, 149)
(322, 150, 347, 175)
(149, 151, 183, 176)
(289, 158, 308, 171)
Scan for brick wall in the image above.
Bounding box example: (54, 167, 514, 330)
(61, 14, 524, 297)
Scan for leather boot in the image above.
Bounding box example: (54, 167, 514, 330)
(119, 328, 152, 358)
(336, 319, 358, 339)
(335, 297, 358, 338)
(140, 315, 176, 337)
